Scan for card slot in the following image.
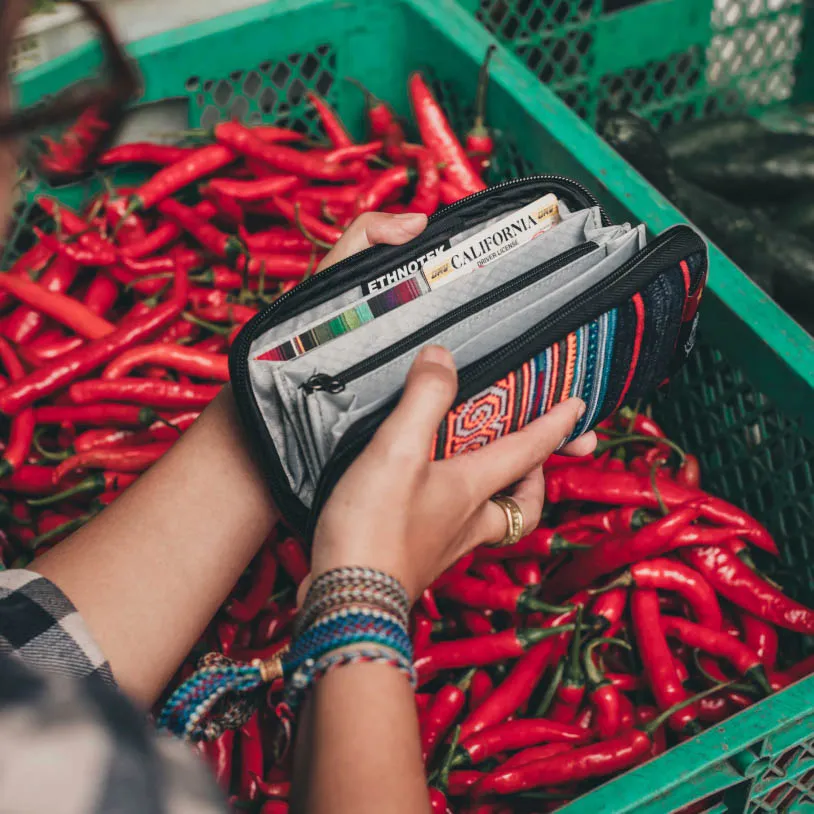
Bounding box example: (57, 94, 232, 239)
(263, 209, 622, 383)
(247, 206, 603, 361)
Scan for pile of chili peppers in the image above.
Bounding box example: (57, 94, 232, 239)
(1, 64, 813, 814)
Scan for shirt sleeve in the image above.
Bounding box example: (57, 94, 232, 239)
(0, 654, 227, 814)
(0, 569, 115, 686)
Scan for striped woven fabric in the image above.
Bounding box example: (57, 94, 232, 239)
(433, 251, 704, 460)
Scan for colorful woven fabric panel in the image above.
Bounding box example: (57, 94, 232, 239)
(432, 251, 705, 460)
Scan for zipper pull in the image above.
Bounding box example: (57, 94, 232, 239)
(302, 373, 345, 395)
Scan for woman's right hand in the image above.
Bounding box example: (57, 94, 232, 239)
(310, 345, 596, 602)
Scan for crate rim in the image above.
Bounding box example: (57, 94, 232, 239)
(12, 2, 814, 810)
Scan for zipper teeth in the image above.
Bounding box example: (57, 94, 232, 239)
(332, 242, 595, 387)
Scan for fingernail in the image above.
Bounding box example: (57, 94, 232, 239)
(418, 344, 453, 367)
(576, 399, 586, 419)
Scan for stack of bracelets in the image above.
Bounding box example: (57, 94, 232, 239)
(158, 566, 416, 744)
(283, 567, 416, 714)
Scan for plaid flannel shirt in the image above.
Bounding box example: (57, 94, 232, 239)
(0, 569, 226, 814)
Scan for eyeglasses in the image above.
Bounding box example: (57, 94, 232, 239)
(0, 0, 139, 183)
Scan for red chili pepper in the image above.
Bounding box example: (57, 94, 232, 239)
(507, 559, 543, 587)
(413, 612, 434, 655)
(475, 527, 585, 562)
(582, 637, 629, 740)
(498, 742, 574, 773)
(407, 147, 441, 215)
(440, 574, 572, 615)
(466, 45, 497, 176)
(68, 378, 219, 409)
(421, 670, 475, 764)
(428, 788, 447, 814)
(0, 339, 34, 478)
(589, 588, 628, 637)
(454, 718, 590, 768)
(2, 256, 81, 345)
(308, 92, 354, 148)
(102, 343, 228, 381)
(128, 144, 236, 212)
(459, 610, 494, 637)
(239, 226, 314, 254)
(250, 774, 290, 800)
(421, 588, 442, 621)
(355, 166, 411, 214)
(99, 143, 196, 166)
(120, 222, 182, 259)
(348, 80, 408, 162)
(72, 426, 133, 453)
(408, 73, 485, 196)
(32, 404, 158, 427)
(82, 274, 119, 318)
(35, 228, 118, 268)
(236, 252, 318, 281)
(28, 470, 137, 507)
(458, 608, 577, 740)
(157, 198, 245, 263)
(608, 558, 723, 630)
(415, 626, 575, 682)
(773, 654, 814, 686)
(238, 713, 264, 799)
(472, 561, 514, 587)
(545, 468, 777, 555)
(52, 442, 172, 483)
(475, 687, 717, 796)
(227, 543, 279, 623)
(0, 465, 62, 496)
(469, 670, 493, 712)
(676, 453, 701, 488)
(206, 175, 300, 201)
(0, 266, 115, 340)
(634, 706, 667, 758)
(547, 501, 705, 599)
(631, 589, 698, 733)
(0, 300, 188, 416)
(681, 545, 814, 635)
(276, 536, 309, 586)
(324, 141, 384, 164)
(660, 615, 771, 694)
(199, 729, 234, 790)
(216, 122, 358, 181)
(738, 611, 778, 669)
(0, 243, 53, 311)
(548, 607, 586, 724)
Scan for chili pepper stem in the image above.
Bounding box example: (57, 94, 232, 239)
(29, 513, 94, 550)
(473, 45, 498, 131)
(518, 592, 573, 615)
(181, 312, 232, 336)
(293, 202, 335, 250)
(532, 657, 565, 718)
(583, 637, 631, 687)
(27, 473, 107, 507)
(589, 573, 634, 595)
(32, 427, 71, 461)
(436, 725, 461, 793)
(642, 682, 735, 736)
(595, 433, 686, 464)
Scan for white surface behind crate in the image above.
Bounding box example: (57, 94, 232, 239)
(12, 0, 272, 73)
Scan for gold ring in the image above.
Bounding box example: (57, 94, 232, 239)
(489, 494, 525, 547)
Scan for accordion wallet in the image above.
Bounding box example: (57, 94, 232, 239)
(230, 176, 708, 538)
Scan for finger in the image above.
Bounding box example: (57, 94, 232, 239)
(559, 430, 597, 458)
(372, 345, 458, 456)
(468, 465, 546, 548)
(316, 211, 428, 271)
(296, 574, 312, 609)
(454, 397, 586, 502)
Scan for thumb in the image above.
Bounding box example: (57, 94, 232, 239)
(316, 211, 427, 271)
(374, 345, 458, 457)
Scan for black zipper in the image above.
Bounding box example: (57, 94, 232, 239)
(304, 223, 705, 541)
(229, 175, 610, 534)
(301, 242, 597, 396)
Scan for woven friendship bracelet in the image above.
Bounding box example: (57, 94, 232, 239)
(304, 604, 407, 639)
(284, 644, 416, 714)
(295, 589, 409, 638)
(303, 567, 410, 617)
(285, 614, 412, 674)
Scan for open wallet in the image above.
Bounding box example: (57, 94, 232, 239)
(230, 176, 708, 538)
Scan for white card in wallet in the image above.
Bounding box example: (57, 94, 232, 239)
(421, 193, 560, 290)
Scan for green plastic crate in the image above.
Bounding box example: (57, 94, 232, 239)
(9, 1, 814, 811)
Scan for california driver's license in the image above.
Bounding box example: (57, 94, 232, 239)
(421, 193, 560, 290)
(256, 194, 561, 362)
